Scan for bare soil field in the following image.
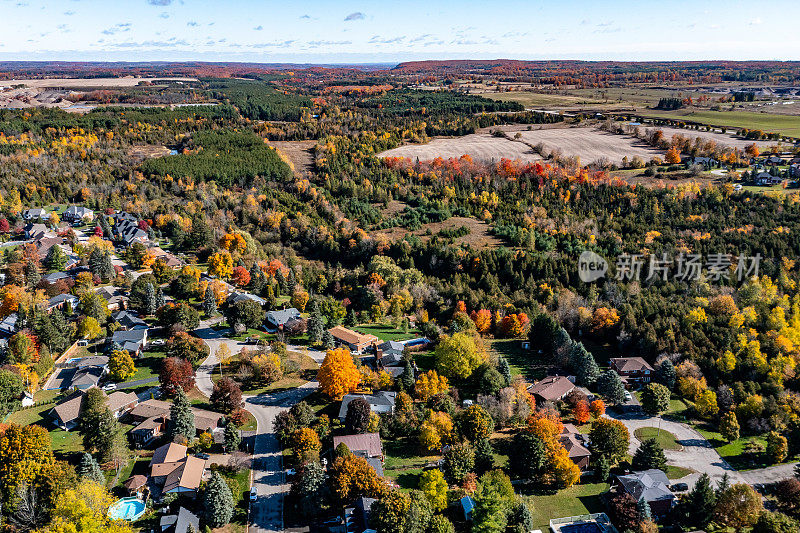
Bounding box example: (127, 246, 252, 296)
(377, 216, 504, 249)
(128, 145, 172, 160)
(635, 125, 778, 150)
(498, 125, 665, 165)
(270, 140, 316, 174)
(377, 132, 542, 163)
(0, 77, 197, 88)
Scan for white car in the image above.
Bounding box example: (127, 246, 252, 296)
(102, 383, 117, 391)
(624, 391, 632, 402)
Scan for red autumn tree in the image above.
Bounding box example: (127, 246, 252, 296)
(573, 400, 590, 424)
(231, 266, 251, 288)
(159, 356, 195, 396)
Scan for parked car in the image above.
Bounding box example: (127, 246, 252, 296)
(102, 383, 117, 391)
(623, 391, 632, 402)
(249, 487, 258, 502)
(286, 468, 296, 477)
(671, 482, 689, 492)
(195, 452, 210, 460)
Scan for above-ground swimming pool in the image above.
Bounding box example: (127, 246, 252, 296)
(107, 497, 146, 521)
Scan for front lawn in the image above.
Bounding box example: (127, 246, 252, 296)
(212, 350, 317, 395)
(634, 427, 682, 451)
(665, 465, 694, 479)
(128, 349, 167, 382)
(520, 482, 610, 532)
(695, 426, 781, 470)
(488, 339, 548, 381)
(383, 438, 438, 491)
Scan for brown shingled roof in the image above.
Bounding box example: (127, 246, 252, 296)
(527, 375, 575, 402)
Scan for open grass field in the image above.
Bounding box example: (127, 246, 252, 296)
(633, 427, 682, 450)
(489, 338, 549, 381)
(353, 322, 422, 342)
(638, 109, 800, 137)
(383, 438, 437, 491)
(377, 216, 505, 250)
(499, 125, 665, 165)
(694, 425, 782, 471)
(521, 482, 610, 531)
(377, 132, 543, 164)
(270, 140, 317, 174)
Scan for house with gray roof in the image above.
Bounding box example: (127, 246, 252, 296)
(615, 469, 676, 518)
(22, 208, 50, 221)
(376, 340, 405, 366)
(265, 307, 301, 329)
(63, 206, 94, 223)
(227, 292, 266, 307)
(47, 293, 79, 313)
(338, 391, 397, 421)
(111, 328, 148, 355)
(112, 310, 148, 330)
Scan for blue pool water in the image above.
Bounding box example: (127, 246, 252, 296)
(107, 497, 146, 521)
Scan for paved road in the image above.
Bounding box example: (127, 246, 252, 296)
(196, 322, 318, 533)
(608, 407, 745, 486)
(741, 461, 799, 485)
(246, 383, 318, 533)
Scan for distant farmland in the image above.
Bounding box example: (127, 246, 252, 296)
(377, 132, 542, 163)
(638, 109, 800, 137)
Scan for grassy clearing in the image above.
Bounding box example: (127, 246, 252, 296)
(638, 109, 800, 137)
(665, 465, 694, 479)
(354, 322, 422, 342)
(488, 339, 548, 381)
(212, 351, 317, 395)
(695, 426, 781, 471)
(383, 438, 437, 491)
(128, 349, 166, 382)
(520, 482, 610, 532)
(633, 427, 682, 451)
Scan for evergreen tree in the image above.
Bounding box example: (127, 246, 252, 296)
(570, 342, 599, 386)
(80, 390, 118, 462)
(322, 330, 335, 349)
(509, 501, 534, 532)
(637, 497, 652, 522)
(77, 452, 105, 484)
(44, 244, 67, 271)
(203, 285, 218, 316)
(25, 261, 40, 287)
(497, 357, 512, 386)
(155, 286, 166, 310)
(345, 308, 357, 327)
(595, 454, 610, 482)
(287, 269, 297, 294)
(632, 438, 667, 471)
(143, 283, 157, 315)
(596, 370, 626, 404)
(308, 311, 325, 345)
(657, 358, 677, 390)
(292, 461, 326, 515)
(401, 359, 415, 390)
(204, 471, 234, 527)
(170, 388, 196, 442)
(224, 423, 241, 452)
(684, 473, 716, 528)
(100, 251, 115, 282)
(474, 438, 495, 473)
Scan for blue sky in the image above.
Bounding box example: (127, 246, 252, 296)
(1, 0, 799, 63)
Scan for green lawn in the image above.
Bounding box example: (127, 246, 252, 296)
(128, 349, 167, 382)
(695, 426, 778, 471)
(354, 322, 422, 342)
(638, 109, 800, 137)
(521, 482, 610, 532)
(211, 351, 317, 395)
(488, 339, 548, 381)
(383, 438, 438, 491)
(665, 397, 691, 422)
(665, 465, 694, 479)
(220, 467, 252, 533)
(634, 427, 682, 451)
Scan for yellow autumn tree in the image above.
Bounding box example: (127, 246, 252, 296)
(317, 347, 361, 400)
(292, 427, 322, 462)
(419, 411, 454, 451)
(39, 479, 133, 533)
(208, 251, 233, 279)
(415, 370, 449, 401)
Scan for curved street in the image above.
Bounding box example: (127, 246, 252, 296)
(195, 319, 318, 533)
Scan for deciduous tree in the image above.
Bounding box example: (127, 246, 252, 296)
(317, 347, 361, 400)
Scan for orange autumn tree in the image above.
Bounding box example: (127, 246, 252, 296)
(470, 309, 492, 334)
(527, 409, 580, 488)
(665, 147, 682, 164)
(590, 399, 606, 418)
(231, 266, 251, 288)
(573, 400, 590, 424)
(318, 347, 361, 400)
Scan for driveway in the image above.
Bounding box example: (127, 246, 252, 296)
(607, 408, 744, 487)
(195, 323, 318, 533)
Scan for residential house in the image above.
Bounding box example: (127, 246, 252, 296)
(560, 424, 591, 470)
(149, 442, 205, 497)
(609, 357, 655, 386)
(95, 286, 128, 312)
(0, 313, 18, 335)
(36, 237, 66, 260)
(47, 293, 79, 313)
(265, 307, 300, 330)
(149, 247, 183, 269)
(528, 375, 575, 403)
(68, 356, 109, 390)
(328, 325, 379, 354)
(112, 310, 148, 330)
(615, 469, 677, 518)
(111, 328, 148, 355)
(344, 497, 376, 533)
(338, 391, 397, 421)
(63, 206, 94, 223)
(375, 340, 405, 366)
(160, 507, 200, 533)
(24, 223, 52, 240)
(755, 171, 783, 185)
(227, 292, 266, 307)
(42, 271, 70, 285)
(114, 216, 149, 246)
(128, 399, 224, 445)
(50, 388, 137, 429)
(22, 208, 50, 221)
(333, 433, 385, 474)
